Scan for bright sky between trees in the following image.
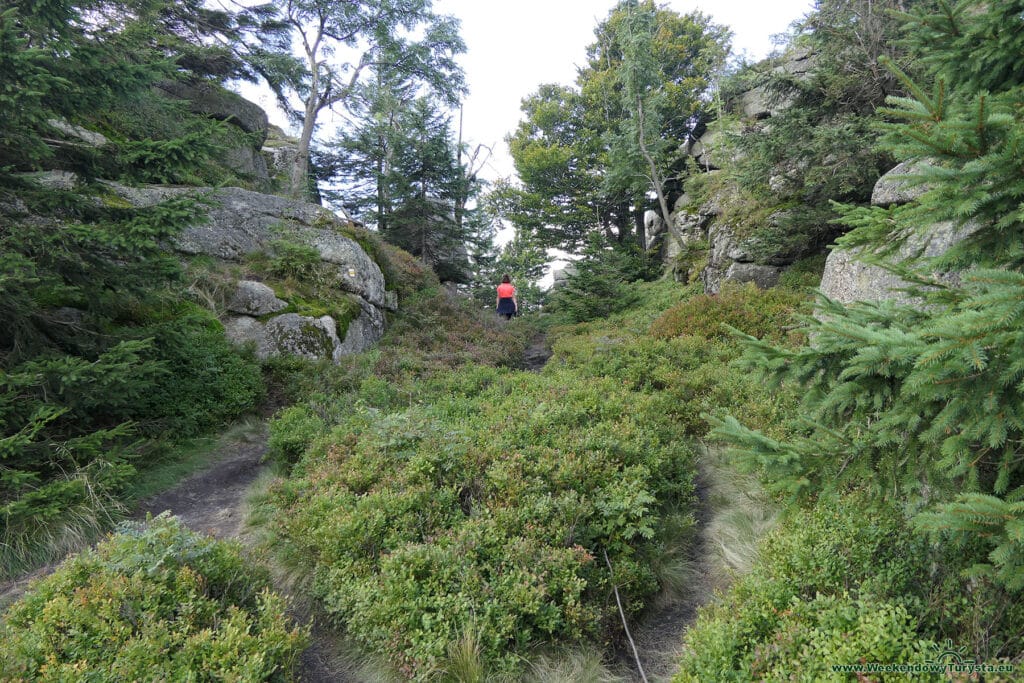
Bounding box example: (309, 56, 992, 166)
(432, 0, 816, 181)
(240, 0, 816, 185)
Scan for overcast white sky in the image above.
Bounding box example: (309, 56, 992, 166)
(245, 0, 816, 183)
(431, 0, 816, 181)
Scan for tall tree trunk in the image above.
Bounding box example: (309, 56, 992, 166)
(290, 95, 319, 200)
(601, 210, 615, 242)
(636, 97, 673, 234)
(376, 135, 386, 232)
(289, 21, 325, 202)
(454, 104, 465, 234)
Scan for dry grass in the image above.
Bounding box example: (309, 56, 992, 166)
(699, 444, 778, 580)
(525, 648, 624, 683)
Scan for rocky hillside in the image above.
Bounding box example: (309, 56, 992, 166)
(650, 12, 931, 301)
(23, 83, 397, 364)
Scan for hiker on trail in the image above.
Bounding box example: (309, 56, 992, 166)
(496, 274, 517, 320)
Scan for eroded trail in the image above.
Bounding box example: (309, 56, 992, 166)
(522, 332, 553, 371)
(617, 461, 722, 681)
(618, 446, 776, 681)
(134, 424, 352, 683)
(134, 429, 269, 540)
(0, 428, 271, 610)
(1, 421, 350, 682)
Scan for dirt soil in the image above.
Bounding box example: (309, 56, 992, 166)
(0, 432, 272, 610)
(134, 434, 269, 540)
(135, 425, 351, 682)
(613, 463, 724, 682)
(522, 332, 553, 371)
(0, 422, 350, 682)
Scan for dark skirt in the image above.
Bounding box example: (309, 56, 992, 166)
(496, 297, 516, 316)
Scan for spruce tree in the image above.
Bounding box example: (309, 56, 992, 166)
(0, 0, 265, 575)
(710, 0, 1024, 591)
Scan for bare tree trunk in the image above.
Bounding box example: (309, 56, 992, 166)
(290, 96, 319, 200)
(288, 16, 325, 201)
(455, 104, 465, 234)
(636, 97, 673, 232)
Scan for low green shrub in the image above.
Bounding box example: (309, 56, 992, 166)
(370, 288, 533, 385)
(267, 405, 327, 469)
(0, 305, 263, 576)
(131, 307, 265, 437)
(258, 279, 813, 677)
(265, 364, 697, 677)
(776, 253, 827, 289)
(674, 492, 1024, 681)
(649, 282, 808, 343)
(550, 332, 800, 439)
(268, 239, 322, 281)
(679, 594, 933, 683)
(0, 515, 307, 681)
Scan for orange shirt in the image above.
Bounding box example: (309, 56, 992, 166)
(497, 283, 516, 298)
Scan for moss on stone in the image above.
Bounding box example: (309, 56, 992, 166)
(266, 319, 334, 359)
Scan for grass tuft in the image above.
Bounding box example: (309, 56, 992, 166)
(525, 648, 623, 683)
(700, 446, 777, 578)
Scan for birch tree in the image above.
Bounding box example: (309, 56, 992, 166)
(275, 0, 464, 200)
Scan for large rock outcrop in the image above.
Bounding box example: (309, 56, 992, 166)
(222, 301, 386, 363)
(106, 183, 388, 311)
(668, 48, 818, 293)
(736, 47, 814, 120)
(104, 181, 392, 360)
(155, 80, 269, 142)
(662, 184, 788, 293)
(223, 313, 338, 362)
(819, 161, 974, 305)
(155, 80, 272, 188)
(227, 281, 288, 316)
(21, 84, 396, 364)
(261, 125, 303, 195)
(550, 263, 578, 290)
(869, 160, 930, 207)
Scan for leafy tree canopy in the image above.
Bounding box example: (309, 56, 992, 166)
(267, 0, 467, 199)
(507, 0, 728, 254)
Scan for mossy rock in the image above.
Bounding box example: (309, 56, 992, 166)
(292, 294, 362, 341)
(264, 314, 338, 360)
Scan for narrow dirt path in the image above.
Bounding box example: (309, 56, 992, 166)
(616, 461, 723, 681)
(616, 445, 776, 681)
(135, 423, 352, 683)
(0, 428, 271, 610)
(522, 332, 552, 371)
(517, 331, 713, 681)
(134, 429, 269, 540)
(3, 336, 753, 683)
(1, 420, 350, 682)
